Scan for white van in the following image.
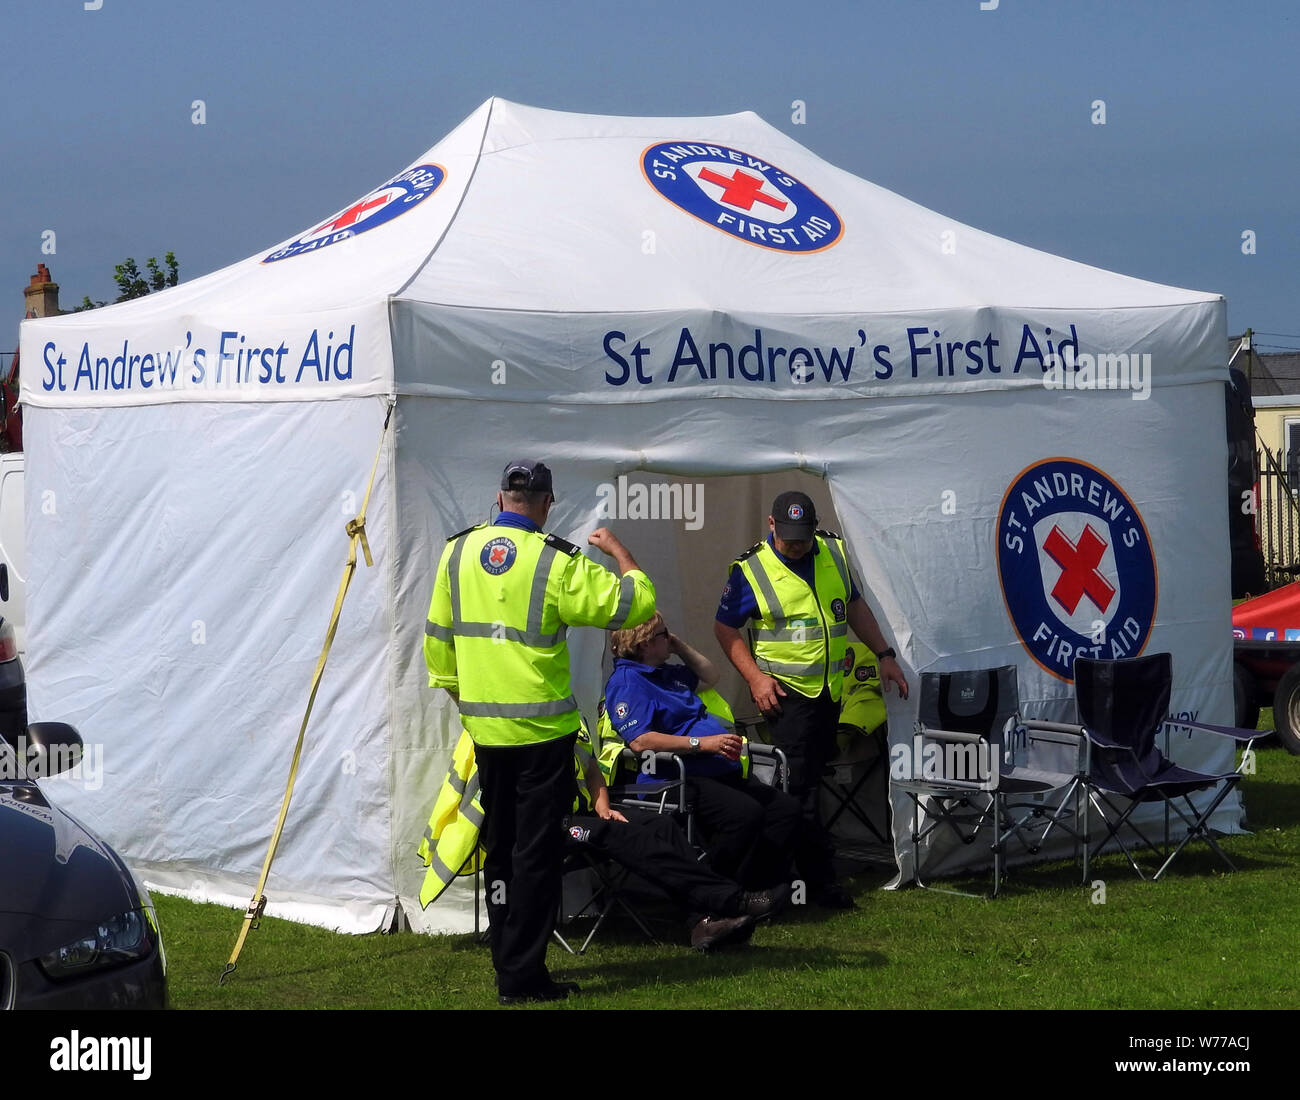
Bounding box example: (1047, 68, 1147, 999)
(0, 450, 24, 655)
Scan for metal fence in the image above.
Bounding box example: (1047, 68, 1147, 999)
(1258, 444, 1300, 588)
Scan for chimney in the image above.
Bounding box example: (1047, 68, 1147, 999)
(24, 263, 61, 317)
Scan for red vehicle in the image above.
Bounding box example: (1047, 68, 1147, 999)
(1233, 583, 1300, 754)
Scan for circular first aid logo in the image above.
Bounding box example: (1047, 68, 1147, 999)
(843, 646, 857, 672)
(263, 163, 446, 262)
(614, 702, 629, 721)
(480, 537, 518, 575)
(788, 503, 804, 520)
(831, 597, 846, 622)
(855, 665, 874, 682)
(642, 141, 843, 253)
(997, 458, 1157, 682)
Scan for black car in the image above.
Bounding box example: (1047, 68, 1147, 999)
(0, 613, 167, 1009)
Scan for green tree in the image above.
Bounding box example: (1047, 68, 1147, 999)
(72, 252, 180, 311)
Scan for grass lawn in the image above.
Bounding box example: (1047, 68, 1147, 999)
(160, 740, 1300, 1010)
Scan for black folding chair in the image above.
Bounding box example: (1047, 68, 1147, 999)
(1073, 653, 1268, 881)
(892, 665, 1087, 896)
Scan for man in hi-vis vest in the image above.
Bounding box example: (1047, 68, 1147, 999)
(425, 459, 655, 1005)
(713, 491, 909, 909)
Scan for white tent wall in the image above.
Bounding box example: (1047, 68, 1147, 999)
(24, 397, 399, 932)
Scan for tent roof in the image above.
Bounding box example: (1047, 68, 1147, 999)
(35, 97, 1219, 332)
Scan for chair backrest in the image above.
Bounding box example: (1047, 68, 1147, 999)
(1073, 653, 1172, 761)
(918, 666, 1018, 742)
(912, 665, 1018, 787)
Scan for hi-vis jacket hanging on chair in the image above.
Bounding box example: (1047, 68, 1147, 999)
(424, 522, 656, 747)
(734, 532, 852, 702)
(418, 720, 606, 907)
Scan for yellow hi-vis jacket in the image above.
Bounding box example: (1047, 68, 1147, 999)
(839, 644, 886, 735)
(418, 719, 607, 908)
(735, 533, 852, 701)
(416, 732, 485, 908)
(424, 521, 656, 747)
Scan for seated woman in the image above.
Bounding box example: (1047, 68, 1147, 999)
(604, 613, 801, 890)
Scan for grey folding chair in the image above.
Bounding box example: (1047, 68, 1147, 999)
(892, 665, 1087, 896)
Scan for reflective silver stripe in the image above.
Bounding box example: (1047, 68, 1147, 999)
(828, 622, 849, 638)
(425, 620, 454, 641)
(823, 536, 850, 597)
(449, 621, 563, 647)
(611, 574, 636, 629)
(461, 779, 485, 829)
(422, 824, 435, 847)
(528, 545, 558, 636)
(746, 552, 785, 622)
(755, 625, 826, 642)
(429, 850, 459, 885)
(447, 535, 468, 626)
(757, 657, 825, 678)
(575, 743, 595, 768)
(458, 696, 578, 719)
(447, 769, 468, 797)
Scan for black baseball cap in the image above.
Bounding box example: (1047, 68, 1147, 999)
(771, 491, 817, 540)
(500, 459, 554, 494)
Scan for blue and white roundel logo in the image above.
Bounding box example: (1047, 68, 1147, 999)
(614, 702, 629, 721)
(263, 163, 446, 263)
(831, 598, 846, 622)
(788, 503, 804, 520)
(480, 537, 518, 576)
(997, 458, 1157, 682)
(642, 141, 843, 253)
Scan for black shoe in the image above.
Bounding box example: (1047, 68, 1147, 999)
(811, 881, 856, 909)
(689, 914, 755, 952)
(498, 979, 580, 1006)
(738, 883, 792, 921)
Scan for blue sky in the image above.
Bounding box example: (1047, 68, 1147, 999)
(3, 0, 1297, 350)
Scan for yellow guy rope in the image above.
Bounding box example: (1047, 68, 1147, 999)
(219, 398, 394, 985)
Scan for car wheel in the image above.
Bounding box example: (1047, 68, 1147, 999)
(1234, 662, 1260, 732)
(1271, 662, 1300, 755)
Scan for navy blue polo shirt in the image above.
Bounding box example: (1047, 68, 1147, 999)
(492, 511, 541, 533)
(715, 535, 861, 627)
(604, 658, 740, 780)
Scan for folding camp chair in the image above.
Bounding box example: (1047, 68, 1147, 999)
(892, 665, 1087, 896)
(1072, 653, 1268, 881)
(820, 645, 891, 845)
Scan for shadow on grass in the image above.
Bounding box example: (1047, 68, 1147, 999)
(564, 942, 888, 997)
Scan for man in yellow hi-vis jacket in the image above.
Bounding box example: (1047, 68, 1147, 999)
(424, 459, 656, 1005)
(714, 491, 909, 909)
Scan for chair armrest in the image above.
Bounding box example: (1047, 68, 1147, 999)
(1164, 718, 1272, 742)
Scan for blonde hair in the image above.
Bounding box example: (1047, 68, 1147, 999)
(610, 612, 665, 660)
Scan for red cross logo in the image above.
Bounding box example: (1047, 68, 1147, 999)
(489, 546, 508, 566)
(312, 194, 390, 235)
(1043, 524, 1116, 615)
(696, 167, 788, 213)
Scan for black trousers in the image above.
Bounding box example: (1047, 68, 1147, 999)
(477, 731, 578, 997)
(689, 773, 802, 888)
(763, 685, 840, 887)
(563, 811, 741, 921)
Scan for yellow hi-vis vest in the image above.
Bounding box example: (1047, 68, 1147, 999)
(424, 522, 656, 747)
(418, 719, 611, 907)
(416, 732, 486, 908)
(839, 644, 886, 734)
(735, 533, 852, 701)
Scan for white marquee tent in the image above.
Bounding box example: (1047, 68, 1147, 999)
(20, 98, 1238, 932)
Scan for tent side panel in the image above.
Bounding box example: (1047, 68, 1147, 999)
(25, 398, 397, 931)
